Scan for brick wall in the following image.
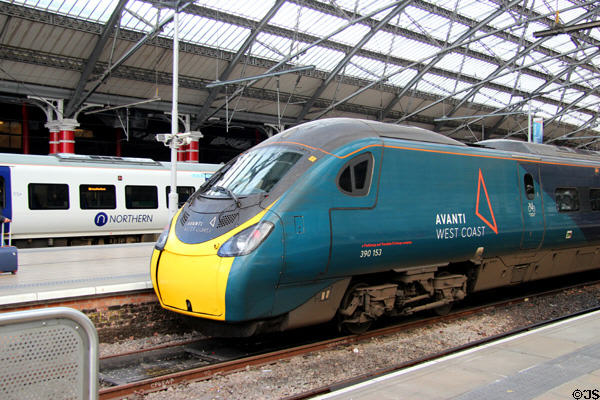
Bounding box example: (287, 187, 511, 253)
(2, 291, 192, 342)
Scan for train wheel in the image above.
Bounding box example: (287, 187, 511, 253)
(433, 303, 452, 316)
(337, 283, 372, 335)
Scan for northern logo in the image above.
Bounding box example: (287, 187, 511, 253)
(94, 212, 108, 227)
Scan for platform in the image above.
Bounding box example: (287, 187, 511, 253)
(317, 310, 600, 400)
(0, 243, 154, 306)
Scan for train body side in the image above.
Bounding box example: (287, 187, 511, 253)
(273, 138, 600, 313)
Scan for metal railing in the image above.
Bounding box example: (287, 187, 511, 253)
(0, 307, 98, 399)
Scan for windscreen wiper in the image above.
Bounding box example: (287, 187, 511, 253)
(214, 186, 241, 208)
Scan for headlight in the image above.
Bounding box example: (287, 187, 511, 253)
(154, 227, 170, 251)
(218, 221, 274, 257)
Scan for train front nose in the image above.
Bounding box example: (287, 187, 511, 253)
(150, 209, 236, 320)
(152, 245, 233, 318)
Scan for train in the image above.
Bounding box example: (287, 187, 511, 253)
(0, 153, 219, 247)
(151, 117, 600, 336)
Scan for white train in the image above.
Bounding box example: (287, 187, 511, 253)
(0, 153, 220, 247)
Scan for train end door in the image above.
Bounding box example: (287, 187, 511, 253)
(518, 163, 545, 249)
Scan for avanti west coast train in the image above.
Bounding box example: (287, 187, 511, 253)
(0, 153, 219, 247)
(152, 118, 600, 336)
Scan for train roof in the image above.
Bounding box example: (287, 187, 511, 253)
(263, 118, 465, 154)
(476, 139, 600, 162)
(0, 153, 219, 171)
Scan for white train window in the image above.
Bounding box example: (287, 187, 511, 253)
(28, 183, 69, 210)
(80, 185, 116, 209)
(125, 185, 158, 209)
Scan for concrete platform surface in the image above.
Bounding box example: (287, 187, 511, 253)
(316, 310, 600, 400)
(0, 243, 154, 305)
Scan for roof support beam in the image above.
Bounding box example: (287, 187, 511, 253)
(195, 0, 286, 124)
(64, 0, 127, 117)
(380, 0, 522, 121)
(439, 6, 600, 125)
(61, 2, 198, 117)
(294, 0, 412, 122)
(395, 41, 598, 125)
(445, 45, 600, 137)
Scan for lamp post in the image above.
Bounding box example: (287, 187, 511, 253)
(168, 6, 180, 217)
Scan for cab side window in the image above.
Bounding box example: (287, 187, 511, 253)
(523, 173, 535, 200)
(337, 153, 373, 197)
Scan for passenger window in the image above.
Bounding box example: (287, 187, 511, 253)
(555, 188, 579, 212)
(28, 183, 69, 210)
(336, 153, 373, 196)
(125, 185, 158, 209)
(80, 185, 116, 209)
(166, 186, 195, 207)
(523, 174, 535, 200)
(590, 189, 600, 211)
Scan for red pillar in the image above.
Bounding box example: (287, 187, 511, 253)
(115, 128, 122, 157)
(45, 121, 61, 154)
(45, 119, 78, 154)
(57, 119, 78, 154)
(22, 103, 30, 154)
(186, 139, 199, 162)
(59, 130, 75, 153)
(49, 130, 59, 154)
(177, 140, 187, 161)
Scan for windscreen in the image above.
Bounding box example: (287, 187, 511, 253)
(202, 146, 303, 198)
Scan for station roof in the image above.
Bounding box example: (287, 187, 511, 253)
(1, 0, 600, 148)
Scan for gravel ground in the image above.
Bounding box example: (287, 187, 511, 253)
(100, 283, 600, 400)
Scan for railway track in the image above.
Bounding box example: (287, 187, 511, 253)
(98, 277, 600, 399)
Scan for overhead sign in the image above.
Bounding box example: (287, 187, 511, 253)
(532, 117, 543, 144)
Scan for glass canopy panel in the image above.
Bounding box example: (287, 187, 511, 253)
(400, 6, 469, 43)
(363, 34, 439, 63)
(9, 0, 119, 22)
(192, 0, 276, 21)
(346, 56, 390, 80)
(472, 88, 512, 109)
(329, 24, 373, 48)
(251, 33, 302, 61)
(469, 35, 516, 60)
(417, 73, 470, 98)
(122, 1, 163, 33)
(295, 46, 346, 73)
(439, 54, 498, 81)
(270, 2, 355, 44)
(387, 69, 419, 87)
(451, 0, 498, 21)
(575, 95, 600, 108)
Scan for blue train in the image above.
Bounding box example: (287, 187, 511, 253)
(151, 118, 600, 336)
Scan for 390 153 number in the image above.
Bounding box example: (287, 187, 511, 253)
(360, 249, 382, 258)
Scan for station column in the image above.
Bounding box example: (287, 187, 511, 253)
(44, 121, 61, 154)
(58, 119, 79, 154)
(186, 139, 199, 163)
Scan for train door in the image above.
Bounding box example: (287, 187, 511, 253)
(328, 146, 382, 275)
(0, 167, 11, 233)
(518, 163, 545, 249)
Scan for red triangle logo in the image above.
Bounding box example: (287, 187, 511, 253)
(475, 169, 498, 235)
